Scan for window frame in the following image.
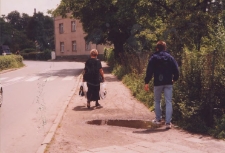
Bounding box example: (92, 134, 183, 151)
(59, 23, 63, 34)
(60, 42, 64, 52)
(72, 41, 77, 51)
(85, 41, 91, 51)
(71, 21, 76, 32)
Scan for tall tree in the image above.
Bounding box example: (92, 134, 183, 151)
(52, 0, 225, 57)
(27, 12, 54, 50)
(42, 15, 55, 50)
(20, 13, 31, 33)
(0, 17, 13, 45)
(5, 11, 36, 52)
(6, 11, 23, 31)
(149, 0, 225, 52)
(52, 0, 151, 58)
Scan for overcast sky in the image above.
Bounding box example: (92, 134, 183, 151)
(0, 0, 61, 16)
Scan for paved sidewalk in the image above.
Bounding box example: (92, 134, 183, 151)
(44, 62, 225, 153)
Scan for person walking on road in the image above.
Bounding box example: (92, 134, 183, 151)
(144, 41, 179, 129)
(83, 49, 105, 109)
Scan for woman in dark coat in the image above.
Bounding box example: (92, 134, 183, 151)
(83, 49, 105, 108)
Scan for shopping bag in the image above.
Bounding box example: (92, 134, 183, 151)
(99, 82, 107, 99)
(79, 82, 87, 97)
(79, 85, 84, 96)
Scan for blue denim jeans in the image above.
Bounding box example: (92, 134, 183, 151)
(154, 85, 173, 124)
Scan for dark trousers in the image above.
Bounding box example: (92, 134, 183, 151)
(87, 83, 100, 101)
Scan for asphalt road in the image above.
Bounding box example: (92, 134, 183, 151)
(0, 60, 84, 153)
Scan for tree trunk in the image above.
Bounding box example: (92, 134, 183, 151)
(113, 40, 125, 61)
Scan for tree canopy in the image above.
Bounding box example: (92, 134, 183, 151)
(0, 11, 54, 53)
(52, 0, 225, 57)
(27, 12, 55, 50)
(52, 0, 161, 57)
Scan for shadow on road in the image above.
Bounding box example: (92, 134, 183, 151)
(133, 128, 169, 134)
(36, 68, 84, 78)
(72, 105, 103, 111)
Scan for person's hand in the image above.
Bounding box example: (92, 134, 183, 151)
(144, 84, 149, 91)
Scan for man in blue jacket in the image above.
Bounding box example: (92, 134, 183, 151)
(144, 41, 179, 129)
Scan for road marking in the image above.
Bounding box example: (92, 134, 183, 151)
(0, 77, 8, 81)
(25, 76, 42, 82)
(62, 76, 74, 80)
(2, 75, 76, 88)
(6, 77, 25, 82)
(1, 76, 76, 83)
(43, 76, 58, 82)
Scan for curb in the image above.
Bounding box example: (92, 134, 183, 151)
(0, 65, 27, 74)
(36, 74, 82, 153)
(0, 68, 20, 74)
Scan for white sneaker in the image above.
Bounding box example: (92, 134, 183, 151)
(152, 119, 161, 125)
(165, 123, 172, 129)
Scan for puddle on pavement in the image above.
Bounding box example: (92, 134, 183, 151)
(86, 120, 162, 129)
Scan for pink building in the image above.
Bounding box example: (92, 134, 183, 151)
(54, 14, 107, 59)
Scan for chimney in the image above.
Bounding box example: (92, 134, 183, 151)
(34, 8, 36, 14)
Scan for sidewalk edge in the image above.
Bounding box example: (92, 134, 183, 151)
(36, 74, 82, 153)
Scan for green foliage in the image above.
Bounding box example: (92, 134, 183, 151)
(0, 17, 14, 45)
(21, 49, 51, 61)
(0, 55, 24, 71)
(1, 12, 36, 52)
(104, 47, 150, 79)
(121, 52, 150, 74)
(172, 48, 225, 136)
(7, 11, 20, 27)
(112, 64, 127, 80)
(104, 48, 154, 109)
(1, 10, 54, 53)
(103, 48, 115, 67)
(105, 47, 225, 139)
(52, 0, 225, 139)
(13, 54, 23, 64)
(26, 12, 55, 51)
(209, 115, 225, 140)
(122, 73, 154, 108)
(176, 116, 209, 134)
(21, 48, 37, 53)
(52, 0, 164, 58)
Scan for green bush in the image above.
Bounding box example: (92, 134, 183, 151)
(209, 115, 225, 140)
(104, 48, 154, 109)
(21, 49, 51, 60)
(104, 47, 225, 140)
(112, 63, 128, 80)
(0, 55, 24, 71)
(21, 48, 36, 53)
(122, 73, 154, 108)
(104, 48, 115, 67)
(172, 49, 225, 137)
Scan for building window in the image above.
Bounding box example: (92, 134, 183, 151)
(71, 21, 76, 32)
(72, 41, 76, 51)
(59, 23, 63, 34)
(85, 41, 91, 51)
(60, 42, 64, 52)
